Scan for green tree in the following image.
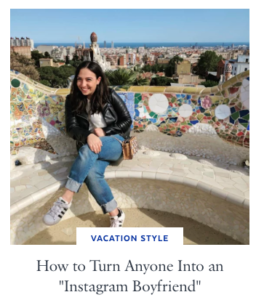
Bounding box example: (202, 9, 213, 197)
(151, 64, 165, 73)
(10, 52, 40, 81)
(150, 76, 174, 86)
(44, 51, 51, 58)
(31, 50, 45, 67)
(141, 64, 151, 72)
(133, 75, 150, 86)
(40, 79, 51, 87)
(72, 54, 79, 61)
(197, 51, 223, 76)
(38, 66, 55, 84)
(134, 65, 143, 73)
(165, 55, 184, 77)
(38, 65, 76, 88)
(140, 63, 166, 74)
(69, 60, 82, 68)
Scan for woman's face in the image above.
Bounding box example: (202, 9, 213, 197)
(77, 68, 101, 99)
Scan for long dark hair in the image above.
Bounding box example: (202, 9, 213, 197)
(70, 61, 109, 115)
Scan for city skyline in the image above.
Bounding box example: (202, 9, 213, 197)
(10, 9, 249, 43)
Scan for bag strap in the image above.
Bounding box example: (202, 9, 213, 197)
(112, 135, 123, 145)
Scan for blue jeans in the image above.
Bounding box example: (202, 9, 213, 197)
(65, 134, 124, 214)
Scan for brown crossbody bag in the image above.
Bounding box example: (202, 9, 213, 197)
(112, 136, 138, 160)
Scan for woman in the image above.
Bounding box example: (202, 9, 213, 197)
(43, 61, 132, 227)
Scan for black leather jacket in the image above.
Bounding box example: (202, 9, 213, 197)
(65, 88, 132, 149)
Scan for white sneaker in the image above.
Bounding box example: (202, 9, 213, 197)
(43, 197, 72, 226)
(110, 209, 125, 227)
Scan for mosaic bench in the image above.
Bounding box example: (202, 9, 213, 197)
(10, 70, 249, 160)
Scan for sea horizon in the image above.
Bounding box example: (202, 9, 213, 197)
(34, 42, 249, 49)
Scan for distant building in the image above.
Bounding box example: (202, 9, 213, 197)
(175, 60, 191, 76)
(11, 46, 31, 58)
(75, 46, 85, 60)
(127, 53, 136, 65)
(224, 55, 249, 77)
(156, 72, 165, 77)
(36, 45, 75, 61)
(74, 32, 111, 71)
(104, 41, 106, 48)
(244, 49, 249, 56)
(66, 47, 75, 61)
(230, 49, 244, 60)
(178, 74, 200, 85)
(186, 53, 200, 64)
(117, 53, 137, 67)
(105, 55, 118, 66)
(10, 37, 34, 58)
(36, 45, 57, 54)
(138, 47, 145, 53)
(51, 47, 67, 61)
(214, 49, 244, 60)
(215, 51, 231, 60)
(111, 41, 114, 48)
(10, 37, 34, 50)
(119, 55, 126, 66)
(178, 54, 187, 59)
(39, 58, 65, 68)
(157, 58, 170, 64)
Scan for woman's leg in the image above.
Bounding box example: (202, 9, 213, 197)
(65, 135, 123, 195)
(84, 160, 117, 214)
(43, 135, 124, 226)
(85, 160, 125, 226)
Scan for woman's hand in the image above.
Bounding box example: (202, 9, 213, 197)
(93, 128, 106, 137)
(87, 134, 102, 153)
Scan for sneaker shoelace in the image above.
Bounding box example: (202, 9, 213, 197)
(48, 199, 68, 218)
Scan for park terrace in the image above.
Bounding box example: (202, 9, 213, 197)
(10, 69, 249, 245)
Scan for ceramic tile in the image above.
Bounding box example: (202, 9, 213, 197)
(12, 71, 248, 156)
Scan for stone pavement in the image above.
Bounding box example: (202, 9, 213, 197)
(10, 150, 249, 216)
(24, 208, 242, 245)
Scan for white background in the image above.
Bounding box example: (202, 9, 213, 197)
(3, 1, 255, 299)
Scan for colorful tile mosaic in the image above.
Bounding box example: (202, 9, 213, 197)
(10, 70, 250, 155)
(10, 74, 66, 154)
(131, 75, 249, 148)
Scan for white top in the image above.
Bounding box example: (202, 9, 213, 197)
(86, 100, 107, 131)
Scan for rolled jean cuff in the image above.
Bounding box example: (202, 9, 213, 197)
(65, 177, 82, 193)
(101, 199, 118, 214)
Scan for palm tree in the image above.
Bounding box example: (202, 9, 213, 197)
(133, 75, 150, 86)
(105, 69, 137, 86)
(134, 65, 143, 73)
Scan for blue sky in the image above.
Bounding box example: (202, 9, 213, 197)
(10, 9, 249, 43)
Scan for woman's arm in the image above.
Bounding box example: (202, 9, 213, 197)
(65, 95, 92, 144)
(102, 90, 132, 136)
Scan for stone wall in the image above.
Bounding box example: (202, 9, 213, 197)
(11, 179, 249, 245)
